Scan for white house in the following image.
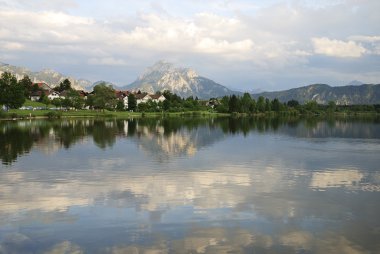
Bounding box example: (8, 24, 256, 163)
(150, 94, 166, 103)
(135, 93, 151, 105)
(123, 96, 129, 107)
(135, 93, 166, 105)
(30, 91, 42, 101)
(47, 91, 61, 100)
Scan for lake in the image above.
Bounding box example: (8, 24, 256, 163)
(0, 116, 379, 253)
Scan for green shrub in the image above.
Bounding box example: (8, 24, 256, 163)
(45, 111, 62, 119)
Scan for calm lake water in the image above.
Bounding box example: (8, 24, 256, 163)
(0, 117, 379, 253)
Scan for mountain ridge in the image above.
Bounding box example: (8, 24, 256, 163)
(0, 62, 90, 90)
(252, 83, 380, 105)
(121, 61, 237, 99)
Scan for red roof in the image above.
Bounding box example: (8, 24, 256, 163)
(115, 90, 130, 99)
(33, 82, 52, 91)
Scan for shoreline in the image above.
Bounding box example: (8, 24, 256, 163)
(1, 109, 379, 121)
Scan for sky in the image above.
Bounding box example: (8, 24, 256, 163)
(0, 0, 379, 91)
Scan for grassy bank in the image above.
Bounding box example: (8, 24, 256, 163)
(1, 109, 227, 120)
(1, 108, 378, 121)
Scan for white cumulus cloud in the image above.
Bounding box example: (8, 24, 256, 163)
(312, 37, 367, 58)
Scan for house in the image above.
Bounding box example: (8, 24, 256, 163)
(30, 91, 43, 101)
(30, 90, 54, 101)
(33, 82, 52, 91)
(134, 93, 166, 105)
(206, 98, 220, 109)
(47, 91, 60, 100)
(135, 93, 150, 105)
(29, 82, 53, 100)
(78, 90, 89, 99)
(58, 90, 89, 100)
(150, 94, 166, 103)
(115, 91, 130, 108)
(113, 90, 167, 109)
(123, 96, 129, 107)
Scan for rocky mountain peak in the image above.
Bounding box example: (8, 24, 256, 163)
(123, 61, 235, 99)
(139, 61, 198, 80)
(0, 62, 90, 90)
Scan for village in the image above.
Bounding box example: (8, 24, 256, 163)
(25, 79, 166, 111)
(0, 72, 215, 114)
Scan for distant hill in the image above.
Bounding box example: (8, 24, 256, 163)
(85, 80, 117, 91)
(346, 80, 363, 86)
(120, 61, 237, 99)
(252, 83, 380, 105)
(0, 62, 90, 90)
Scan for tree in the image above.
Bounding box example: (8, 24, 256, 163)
(287, 99, 299, 108)
(93, 83, 116, 110)
(271, 98, 281, 112)
(41, 95, 50, 108)
(85, 94, 95, 109)
(328, 101, 336, 113)
(62, 98, 72, 109)
(229, 95, 239, 113)
(51, 98, 63, 108)
(214, 96, 229, 113)
(257, 96, 265, 113)
(163, 90, 182, 105)
(184, 96, 199, 110)
(249, 99, 257, 113)
(0, 72, 26, 110)
(54, 78, 72, 92)
(305, 100, 318, 112)
(127, 93, 137, 111)
(137, 102, 148, 112)
(163, 99, 171, 111)
(241, 93, 252, 113)
(265, 98, 271, 112)
(116, 100, 125, 111)
(18, 75, 33, 98)
(66, 90, 84, 109)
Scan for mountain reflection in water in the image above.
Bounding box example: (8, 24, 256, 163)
(1, 116, 380, 165)
(0, 116, 379, 253)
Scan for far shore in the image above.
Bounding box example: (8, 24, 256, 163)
(1, 109, 379, 121)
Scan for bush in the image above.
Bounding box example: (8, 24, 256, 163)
(45, 111, 62, 119)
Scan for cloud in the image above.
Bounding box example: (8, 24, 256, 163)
(349, 35, 380, 42)
(195, 38, 253, 55)
(2, 41, 24, 50)
(312, 37, 367, 58)
(349, 35, 380, 55)
(88, 57, 127, 66)
(111, 13, 254, 60)
(0, 0, 379, 89)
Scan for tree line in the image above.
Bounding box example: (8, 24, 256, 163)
(213, 93, 380, 114)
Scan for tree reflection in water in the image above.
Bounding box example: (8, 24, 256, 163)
(1, 116, 379, 165)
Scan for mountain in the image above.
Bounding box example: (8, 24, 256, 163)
(252, 83, 380, 105)
(85, 80, 117, 91)
(0, 62, 90, 90)
(346, 80, 363, 86)
(121, 61, 237, 99)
